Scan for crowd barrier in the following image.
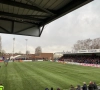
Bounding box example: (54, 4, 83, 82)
(0, 60, 53, 62)
(80, 63, 100, 68)
(0, 60, 3, 62)
(23, 60, 32, 62)
(58, 61, 100, 68)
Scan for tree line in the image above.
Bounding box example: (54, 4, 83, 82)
(73, 38, 100, 50)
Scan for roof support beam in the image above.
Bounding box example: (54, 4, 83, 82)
(11, 21, 14, 33)
(25, 0, 55, 16)
(58, 0, 92, 14)
(0, 11, 43, 22)
(0, 17, 38, 25)
(20, 15, 50, 18)
(0, 26, 10, 33)
(0, 0, 44, 12)
(0, 0, 55, 15)
(40, 0, 93, 26)
(39, 26, 44, 37)
(14, 25, 35, 33)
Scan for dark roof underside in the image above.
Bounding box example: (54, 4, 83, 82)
(0, 0, 93, 37)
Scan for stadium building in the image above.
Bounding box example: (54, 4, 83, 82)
(58, 49, 100, 67)
(0, 53, 53, 61)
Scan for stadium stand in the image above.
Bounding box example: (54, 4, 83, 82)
(59, 53, 100, 64)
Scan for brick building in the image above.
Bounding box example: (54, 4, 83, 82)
(1, 53, 53, 60)
(34, 53, 53, 60)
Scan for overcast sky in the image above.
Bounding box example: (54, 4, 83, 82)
(0, 0, 100, 54)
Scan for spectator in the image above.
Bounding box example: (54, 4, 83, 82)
(45, 88, 49, 90)
(51, 87, 53, 90)
(70, 85, 75, 90)
(57, 88, 60, 90)
(93, 82, 98, 90)
(76, 85, 81, 90)
(0, 83, 4, 90)
(59, 55, 100, 64)
(88, 81, 94, 90)
(82, 82, 87, 90)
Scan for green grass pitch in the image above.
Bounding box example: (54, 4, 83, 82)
(0, 61, 100, 90)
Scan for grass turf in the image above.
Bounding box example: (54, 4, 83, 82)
(0, 61, 100, 90)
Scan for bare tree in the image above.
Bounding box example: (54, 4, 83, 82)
(72, 38, 99, 51)
(35, 46, 42, 55)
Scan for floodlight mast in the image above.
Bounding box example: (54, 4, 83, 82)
(13, 37, 15, 60)
(25, 39, 28, 60)
(0, 37, 1, 52)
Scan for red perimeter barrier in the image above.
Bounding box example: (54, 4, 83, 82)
(0, 60, 3, 62)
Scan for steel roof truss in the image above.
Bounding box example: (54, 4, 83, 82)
(0, 0, 55, 15)
(0, 11, 43, 22)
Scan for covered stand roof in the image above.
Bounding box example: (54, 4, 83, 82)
(0, 0, 93, 37)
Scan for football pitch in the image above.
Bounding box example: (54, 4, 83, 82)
(0, 61, 100, 90)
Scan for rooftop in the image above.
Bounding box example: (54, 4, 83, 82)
(0, 0, 93, 36)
